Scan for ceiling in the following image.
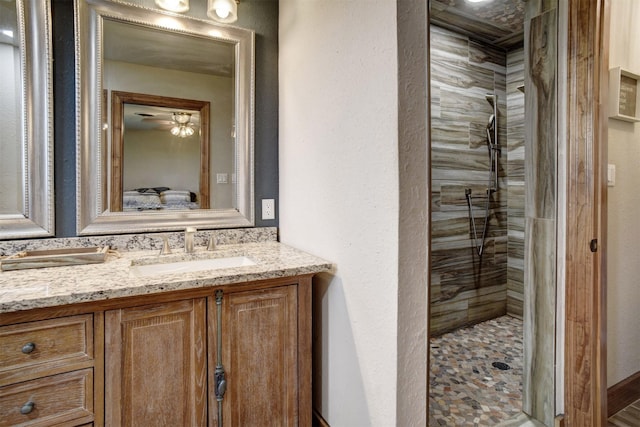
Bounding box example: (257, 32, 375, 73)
(430, 0, 525, 50)
(124, 104, 201, 132)
(103, 18, 235, 77)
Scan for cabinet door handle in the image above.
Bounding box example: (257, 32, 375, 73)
(20, 401, 35, 415)
(215, 290, 226, 427)
(21, 342, 36, 354)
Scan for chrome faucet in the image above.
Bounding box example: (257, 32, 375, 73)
(160, 235, 172, 255)
(185, 227, 197, 253)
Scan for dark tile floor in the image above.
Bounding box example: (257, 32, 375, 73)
(429, 315, 523, 426)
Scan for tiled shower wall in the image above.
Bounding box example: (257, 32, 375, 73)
(430, 26, 525, 335)
(506, 48, 525, 319)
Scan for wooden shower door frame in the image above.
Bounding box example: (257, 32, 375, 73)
(564, 0, 610, 425)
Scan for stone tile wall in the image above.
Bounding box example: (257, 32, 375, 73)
(430, 26, 511, 335)
(522, 2, 558, 424)
(506, 48, 525, 319)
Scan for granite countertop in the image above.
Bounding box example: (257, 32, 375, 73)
(0, 242, 333, 314)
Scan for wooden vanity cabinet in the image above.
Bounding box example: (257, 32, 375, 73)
(0, 275, 313, 427)
(210, 285, 299, 426)
(0, 314, 95, 427)
(103, 277, 312, 427)
(104, 298, 207, 427)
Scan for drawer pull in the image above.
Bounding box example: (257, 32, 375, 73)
(21, 342, 36, 354)
(20, 401, 35, 415)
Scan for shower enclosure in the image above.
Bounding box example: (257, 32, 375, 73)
(429, 24, 524, 336)
(430, 1, 561, 424)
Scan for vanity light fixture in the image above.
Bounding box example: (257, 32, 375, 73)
(155, 0, 189, 13)
(1, 30, 13, 38)
(207, 0, 239, 24)
(171, 112, 195, 138)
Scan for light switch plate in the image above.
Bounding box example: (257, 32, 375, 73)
(608, 164, 615, 187)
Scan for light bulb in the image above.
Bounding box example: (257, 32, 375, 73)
(208, 0, 238, 23)
(171, 123, 195, 138)
(216, 6, 230, 19)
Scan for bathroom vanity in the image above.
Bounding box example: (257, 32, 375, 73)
(0, 241, 331, 426)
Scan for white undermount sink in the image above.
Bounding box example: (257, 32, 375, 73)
(130, 256, 256, 278)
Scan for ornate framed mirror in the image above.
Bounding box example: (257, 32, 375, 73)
(75, 0, 255, 235)
(0, 0, 54, 239)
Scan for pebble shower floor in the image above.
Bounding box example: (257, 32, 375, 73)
(429, 315, 523, 426)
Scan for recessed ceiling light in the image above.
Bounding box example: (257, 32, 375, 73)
(466, 0, 490, 3)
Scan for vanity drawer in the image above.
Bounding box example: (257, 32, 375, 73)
(0, 369, 93, 427)
(0, 315, 93, 386)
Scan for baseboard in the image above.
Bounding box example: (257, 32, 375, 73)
(607, 370, 640, 417)
(313, 408, 330, 427)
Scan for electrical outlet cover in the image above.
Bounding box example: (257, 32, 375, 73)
(262, 199, 275, 220)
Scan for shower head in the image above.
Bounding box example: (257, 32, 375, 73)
(485, 93, 496, 107)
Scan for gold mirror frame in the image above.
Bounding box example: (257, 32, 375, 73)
(75, 0, 255, 235)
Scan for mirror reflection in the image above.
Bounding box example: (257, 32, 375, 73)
(76, 0, 254, 235)
(0, 0, 22, 216)
(0, 0, 54, 239)
(103, 18, 235, 213)
(111, 91, 211, 212)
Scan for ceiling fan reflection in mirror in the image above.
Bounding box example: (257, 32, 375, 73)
(127, 106, 200, 138)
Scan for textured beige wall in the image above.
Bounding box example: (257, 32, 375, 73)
(606, 0, 640, 388)
(278, 0, 410, 425)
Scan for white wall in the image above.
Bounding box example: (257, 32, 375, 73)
(607, 0, 640, 387)
(122, 129, 200, 193)
(279, 0, 403, 425)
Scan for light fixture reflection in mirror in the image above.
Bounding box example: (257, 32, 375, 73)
(171, 112, 196, 138)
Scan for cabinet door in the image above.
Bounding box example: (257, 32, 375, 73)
(210, 286, 298, 427)
(105, 299, 207, 427)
